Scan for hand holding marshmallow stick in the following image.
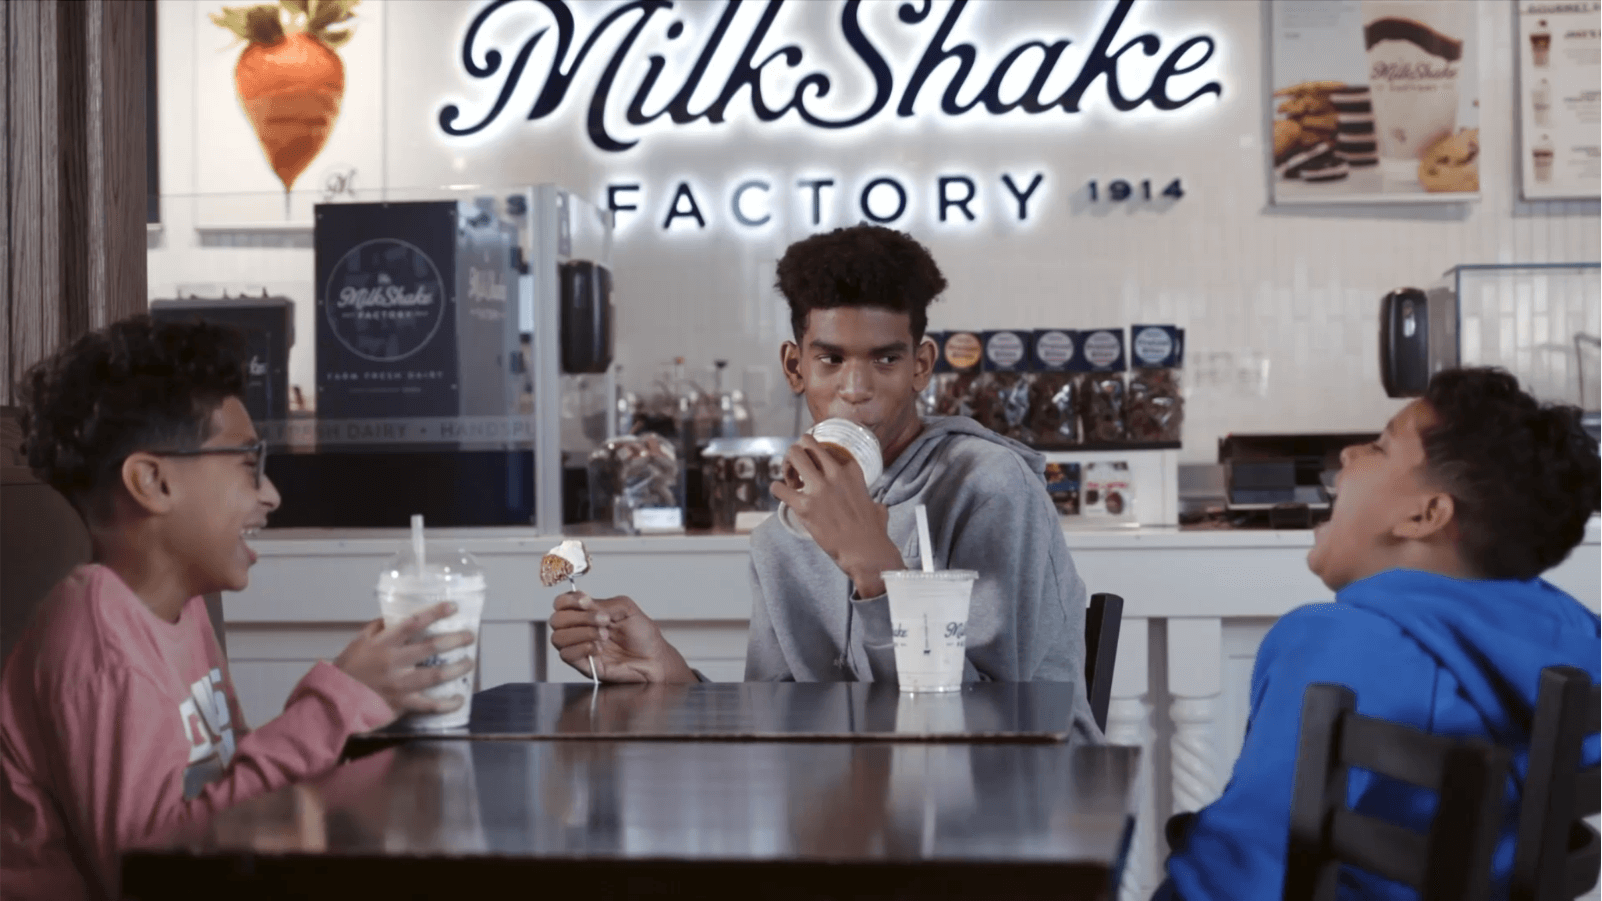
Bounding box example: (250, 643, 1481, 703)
(540, 540, 597, 683)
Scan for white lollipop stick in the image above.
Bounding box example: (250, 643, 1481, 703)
(569, 574, 599, 686)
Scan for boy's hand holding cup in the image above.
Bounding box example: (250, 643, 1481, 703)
(334, 603, 477, 718)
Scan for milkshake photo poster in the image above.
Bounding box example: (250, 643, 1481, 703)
(1517, 1, 1601, 201)
(1270, 0, 1480, 204)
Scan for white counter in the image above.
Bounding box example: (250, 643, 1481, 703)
(224, 519, 1600, 900)
(229, 519, 1601, 624)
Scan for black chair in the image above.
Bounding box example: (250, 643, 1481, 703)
(1512, 665, 1601, 901)
(1084, 592, 1123, 733)
(1284, 683, 1512, 901)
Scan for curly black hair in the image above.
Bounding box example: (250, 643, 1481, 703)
(21, 314, 249, 518)
(775, 224, 948, 343)
(1421, 367, 1600, 580)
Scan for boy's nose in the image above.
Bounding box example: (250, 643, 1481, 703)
(260, 474, 283, 512)
(1339, 443, 1356, 467)
(838, 363, 872, 403)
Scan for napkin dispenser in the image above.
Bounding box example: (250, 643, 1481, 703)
(1379, 286, 1458, 398)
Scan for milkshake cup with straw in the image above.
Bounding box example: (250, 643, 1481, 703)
(377, 515, 486, 730)
(884, 504, 976, 692)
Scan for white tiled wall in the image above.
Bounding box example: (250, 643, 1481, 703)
(149, 1, 1600, 464)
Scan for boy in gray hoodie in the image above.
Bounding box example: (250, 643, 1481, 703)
(549, 225, 1100, 741)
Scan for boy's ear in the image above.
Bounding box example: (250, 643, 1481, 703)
(912, 336, 936, 391)
(780, 341, 804, 394)
(120, 453, 177, 515)
(1391, 490, 1456, 541)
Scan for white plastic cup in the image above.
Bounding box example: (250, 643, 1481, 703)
(883, 570, 977, 692)
(377, 547, 486, 730)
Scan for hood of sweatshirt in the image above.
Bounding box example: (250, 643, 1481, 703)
(1337, 568, 1601, 744)
(873, 416, 1046, 508)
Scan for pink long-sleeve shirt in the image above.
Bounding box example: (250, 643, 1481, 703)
(0, 565, 394, 900)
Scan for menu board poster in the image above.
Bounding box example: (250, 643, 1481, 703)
(1518, 2, 1602, 200)
(1270, 0, 1481, 205)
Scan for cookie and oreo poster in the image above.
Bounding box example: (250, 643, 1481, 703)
(1270, 0, 1480, 204)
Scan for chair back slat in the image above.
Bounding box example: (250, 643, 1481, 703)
(1326, 811, 1427, 886)
(1577, 769, 1600, 819)
(1424, 741, 1515, 901)
(1085, 593, 1123, 734)
(1340, 715, 1461, 792)
(1512, 666, 1600, 901)
(1564, 824, 1600, 900)
(1582, 681, 1600, 734)
(1284, 683, 1509, 901)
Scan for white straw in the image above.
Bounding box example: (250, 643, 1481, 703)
(915, 504, 935, 573)
(410, 514, 426, 576)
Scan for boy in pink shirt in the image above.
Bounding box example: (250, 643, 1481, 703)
(0, 316, 476, 900)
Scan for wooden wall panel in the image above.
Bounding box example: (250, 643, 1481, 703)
(2, 0, 147, 404)
(57, 0, 90, 343)
(99, 0, 147, 328)
(6, 1, 46, 402)
(0, 2, 9, 389)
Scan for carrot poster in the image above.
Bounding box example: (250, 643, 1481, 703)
(193, 0, 384, 227)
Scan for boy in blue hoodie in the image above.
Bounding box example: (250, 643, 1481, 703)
(1156, 368, 1601, 900)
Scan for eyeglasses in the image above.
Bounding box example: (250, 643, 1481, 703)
(146, 440, 268, 489)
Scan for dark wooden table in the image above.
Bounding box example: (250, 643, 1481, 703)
(346, 681, 1082, 756)
(124, 737, 1139, 900)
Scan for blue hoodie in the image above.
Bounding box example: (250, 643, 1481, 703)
(1159, 568, 1601, 901)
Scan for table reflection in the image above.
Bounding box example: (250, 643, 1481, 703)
(359, 680, 1075, 748)
(190, 738, 1126, 861)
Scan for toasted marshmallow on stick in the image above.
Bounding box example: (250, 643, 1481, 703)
(540, 539, 592, 587)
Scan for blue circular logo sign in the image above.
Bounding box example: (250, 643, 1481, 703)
(324, 238, 447, 363)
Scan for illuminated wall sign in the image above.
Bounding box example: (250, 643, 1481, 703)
(439, 0, 1225, 152)
(604, 169, 1186, 233)
(607, 171, 1052, 229)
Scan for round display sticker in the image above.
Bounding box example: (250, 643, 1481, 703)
(986, 331, 1026, 368)
(944, 332, 982, 369)
(1035, 331, 1075, 367)
(1133, 327, 1174, 366)
(324, 238, 448, 363)
(1082, 330, 1123, 368)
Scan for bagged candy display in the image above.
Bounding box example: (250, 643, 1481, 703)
(917, 331, 942, 417)
(1044, 461, 1082, 515)
(971, 330, 1033, 443)
(1028, 329, 1079, 448)
(587, 433, 680, 532)
(931, 331, 982, 419)
(1128, 325, 1185, 443)
(1073, 328, 1127, 444)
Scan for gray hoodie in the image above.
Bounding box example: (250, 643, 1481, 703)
(744, 415, 1102, 742)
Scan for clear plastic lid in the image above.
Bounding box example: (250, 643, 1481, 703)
(377, 545, 487, 594)
(881, 569, 979, 582)
(809, 418, 883, 485)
